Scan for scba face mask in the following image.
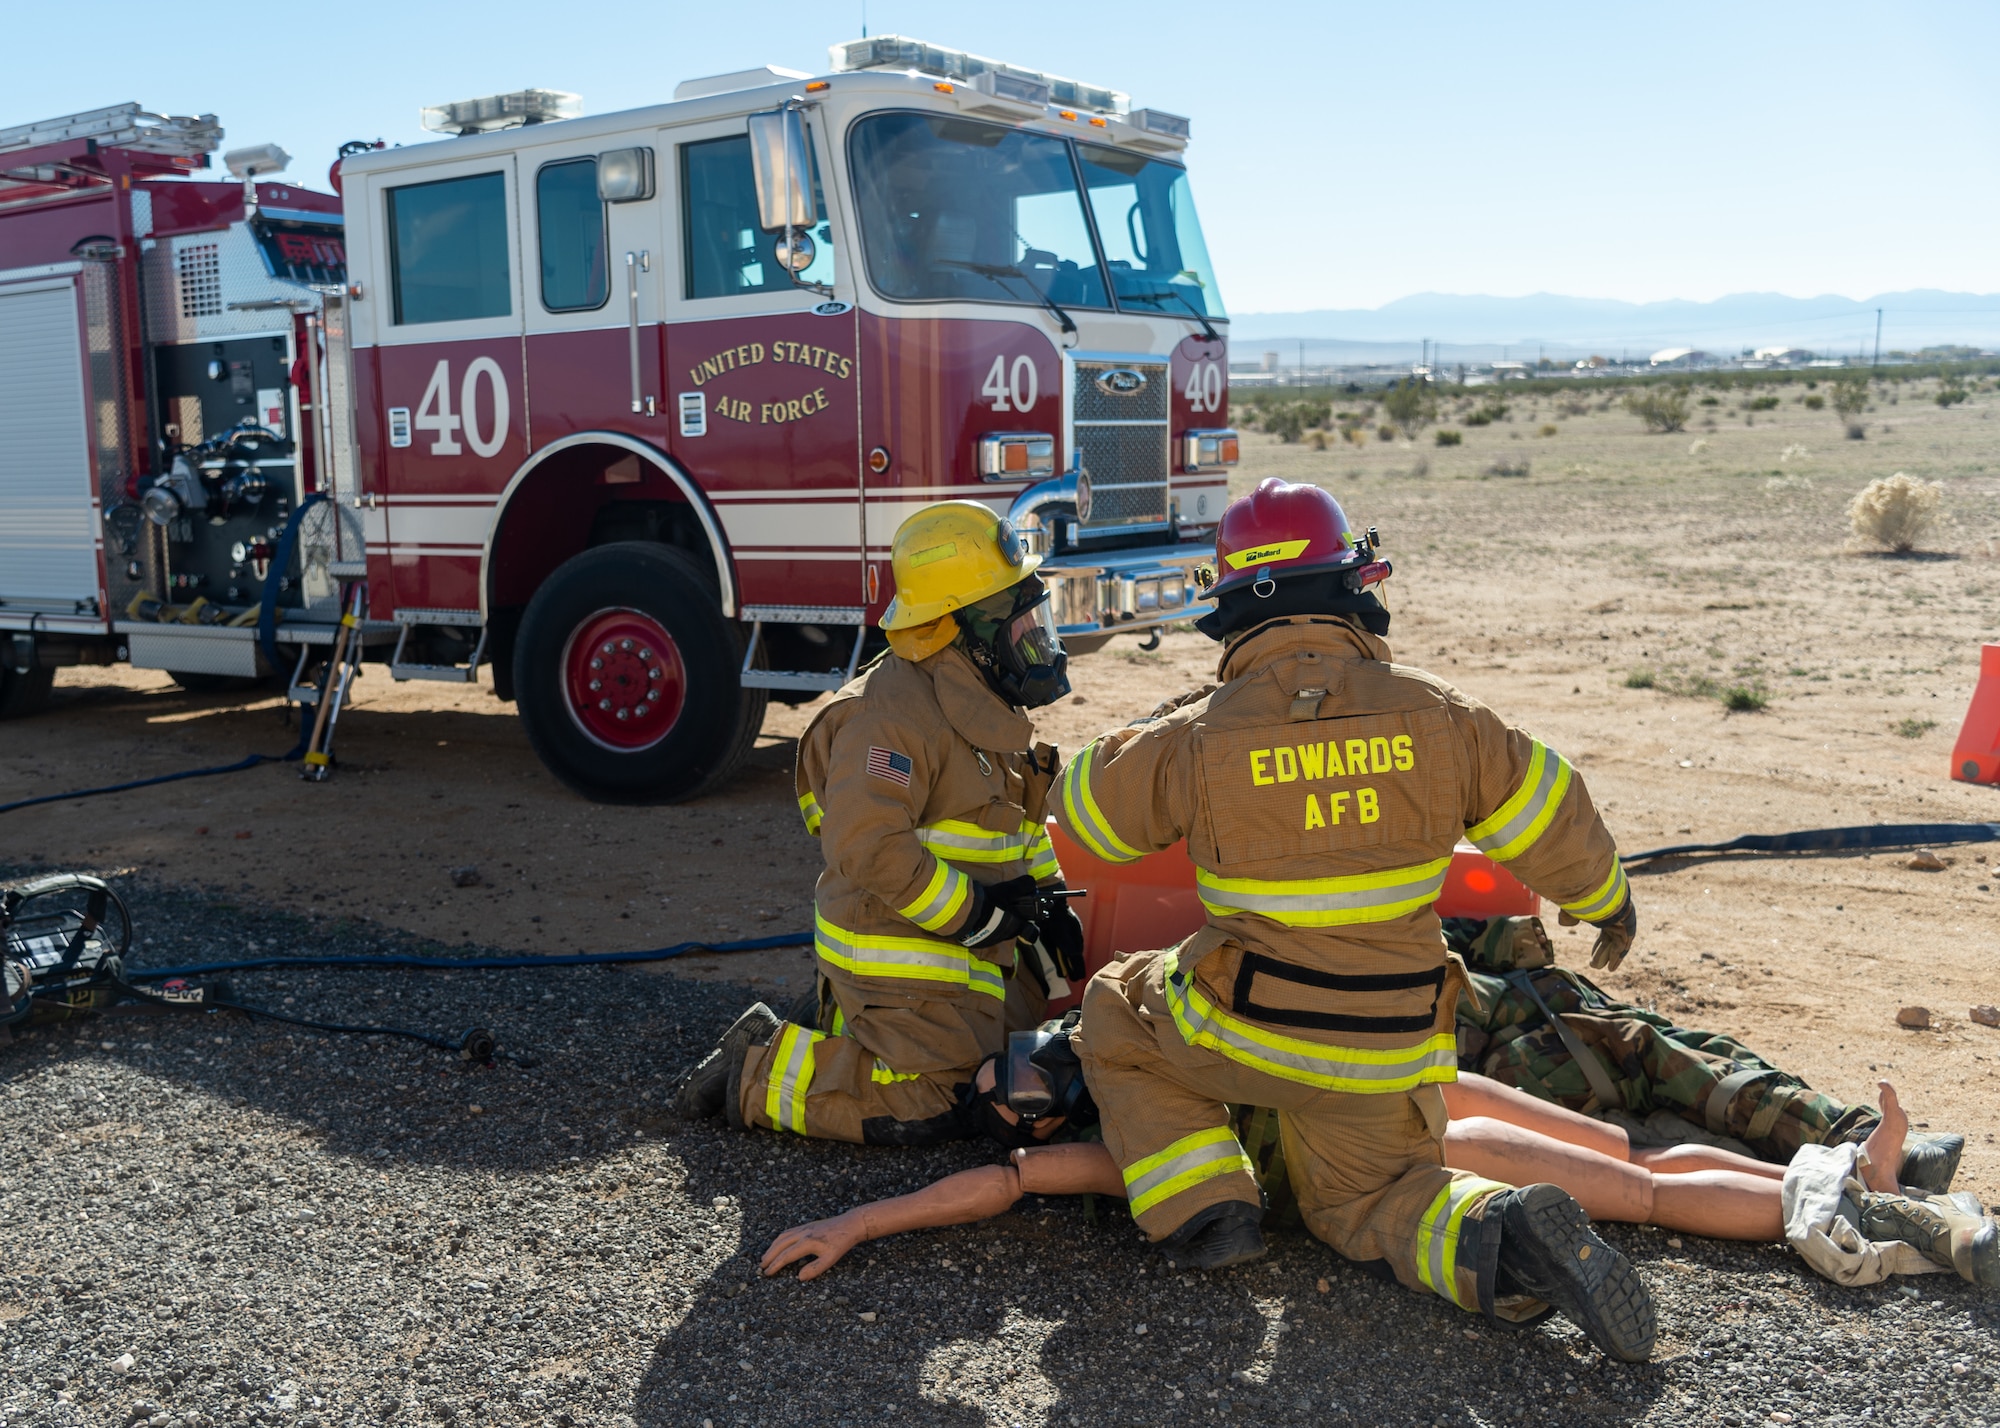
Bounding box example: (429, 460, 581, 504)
(958, 577, 1071, 709)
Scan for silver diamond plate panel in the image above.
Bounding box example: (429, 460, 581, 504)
(142, 223, 309, 342)
(1076, 424, 1169, 525)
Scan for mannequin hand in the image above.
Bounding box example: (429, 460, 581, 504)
(762, 1211, 867, 1281)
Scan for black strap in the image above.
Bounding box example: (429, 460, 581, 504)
(1230, 950, 1444, 1035)
(1504, 969, 1624, 1112)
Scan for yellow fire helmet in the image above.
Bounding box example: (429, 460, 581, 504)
(880, 501, 1041, 658)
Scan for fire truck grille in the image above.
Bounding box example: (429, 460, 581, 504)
(1076, 424, 1170, 526)
(1072, 359, 1170, 423)
(1071, 358, 1170, 532)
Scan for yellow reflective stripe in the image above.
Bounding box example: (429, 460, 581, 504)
(1467, 741, 1573, 863)
(898, 859, 973, 932)
(763, 1023, 822, 1135)
(813, 914, 1006, 999)
(915, 818, 1033, 864)
(829, 1003, 845, 1037)
(1122, 1126, 1254, 1217)
(1561, 861, 1629, 922)
(1164, 956, 1458, 1093)
(870, 1058, 923, 1085)
(797, 792, 823, 836)
(1195, 857, 1451, 928)
(1061, 741, 1144, 864)
(1415, 1176, 1509, 1309)
(1026, 822, 1061, 882)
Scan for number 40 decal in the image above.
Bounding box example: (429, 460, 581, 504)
(1184, 361, 1224, 413)
(399, 357, 510, 458)
(981, 354, 1039, 412)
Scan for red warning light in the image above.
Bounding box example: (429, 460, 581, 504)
(1464, 869, 1497, 893)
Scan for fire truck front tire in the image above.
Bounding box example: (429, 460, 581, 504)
(0, 665, 54, 720)
(514, 542, 765, 804)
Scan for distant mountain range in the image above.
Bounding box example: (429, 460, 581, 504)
(1226, 290, 2000, 365)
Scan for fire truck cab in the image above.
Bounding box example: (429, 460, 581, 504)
(0, 37, 1237, 803)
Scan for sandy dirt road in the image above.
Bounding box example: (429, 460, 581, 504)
(4, 376, 1998, 1202)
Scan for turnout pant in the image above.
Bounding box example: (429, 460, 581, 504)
(734, 967, 1045, 1145)
(1078, 950, 1511, 1312)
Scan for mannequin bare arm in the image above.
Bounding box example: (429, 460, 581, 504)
(761, 1143, 1125, 1280)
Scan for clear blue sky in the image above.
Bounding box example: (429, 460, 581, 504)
(22, 1, 1997, 313)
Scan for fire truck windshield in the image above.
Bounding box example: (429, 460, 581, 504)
(1075, 143, 1225, 320)
(849, 112, 1109, 312)
(848, 112, 1224, 322)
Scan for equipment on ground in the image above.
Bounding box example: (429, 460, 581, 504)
(0, 48, 1236, 803)
(4, 872, 811, 1066)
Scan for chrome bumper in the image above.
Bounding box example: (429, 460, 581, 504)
(1039, 541, 1214, 636)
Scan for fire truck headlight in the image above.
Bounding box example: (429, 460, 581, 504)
(597, 147, 655, 203)
(1181, 428, 1240, 473)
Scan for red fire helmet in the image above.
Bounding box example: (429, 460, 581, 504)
(1205, 478, 1387, 598)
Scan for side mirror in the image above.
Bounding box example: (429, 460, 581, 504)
(746, 107, 813, 233)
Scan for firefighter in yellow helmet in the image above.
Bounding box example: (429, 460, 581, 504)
(674, 501, 1085, 1144)
(1054, 478, 1655, 1362)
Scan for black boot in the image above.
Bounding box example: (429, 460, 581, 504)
(1898, 1133, 1965, 1196)
(672, 1002, 782, 1121)
(1486, 1183, 1656, 1363)
(1160, 1201, 1266, 1271)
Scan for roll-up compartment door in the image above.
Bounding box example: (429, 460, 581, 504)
(0, 279, 98, 607)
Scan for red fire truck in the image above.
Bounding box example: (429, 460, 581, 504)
(0, 36, 1237, 802)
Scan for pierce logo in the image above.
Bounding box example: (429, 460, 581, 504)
(1223, 538, 1312, 570)
(1095, 367, 1147, 396)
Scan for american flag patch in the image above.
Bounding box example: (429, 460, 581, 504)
(867, 746, 913, 787)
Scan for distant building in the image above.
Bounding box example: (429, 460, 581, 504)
(1753, 346, 1810, 363)
(1648, 347, 1706, 367)
(1261, 351, 1279, 373)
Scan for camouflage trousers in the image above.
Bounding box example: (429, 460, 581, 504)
(1468, 974, 1877, 1164)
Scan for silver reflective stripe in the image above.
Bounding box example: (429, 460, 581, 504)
(915, 824, 1030, 858)
(1169, 973, 1458, 1090)
(1195, 858, 1450, 925)
(772, 1025, 815, 1133)
(815, 920, 969, 980)
(1467, 743, 1571, 861)
(1124, 1130, 1247, 1216)
(968, 960, 1004, 999)
(1421, 1177, 1494, 1306)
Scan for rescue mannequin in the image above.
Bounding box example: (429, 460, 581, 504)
(1449, 914, 1965, 1191)
(761, 1072, 1999, 1290)
(674, 501, 1084, 1144)
(1051, 478, 1655, 1360)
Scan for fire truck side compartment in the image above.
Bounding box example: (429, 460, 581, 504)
(0, 277, 98, 614)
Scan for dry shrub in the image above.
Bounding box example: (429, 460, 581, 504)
(1307, 429, 1330, 450)
(1848, 473, 1943, 552)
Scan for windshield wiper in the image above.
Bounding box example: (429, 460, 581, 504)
(1123, 283, 1220, 342)
(939, 260, 1077, 337)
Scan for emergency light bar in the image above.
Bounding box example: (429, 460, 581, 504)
(420, 90, 582, 137)
(831, 35, 1128, 115)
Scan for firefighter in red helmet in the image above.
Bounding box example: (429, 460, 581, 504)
(1054, 477, 1653, 1360)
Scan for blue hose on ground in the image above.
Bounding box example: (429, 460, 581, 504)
(0, 754, 283, 817)
(125, 930, 812, 981)
(1622, 820, 2000, 866)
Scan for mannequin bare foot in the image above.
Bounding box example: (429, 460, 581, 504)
(1859, 1080, 1907, 1193)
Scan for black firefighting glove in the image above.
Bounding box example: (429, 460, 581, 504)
(1559, 896, 1638, 972)
(1036, 883, 1087, 981)
(955, 874, 1042, 950)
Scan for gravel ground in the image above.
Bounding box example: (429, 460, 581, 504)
(4, 870, 1999, 1428)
